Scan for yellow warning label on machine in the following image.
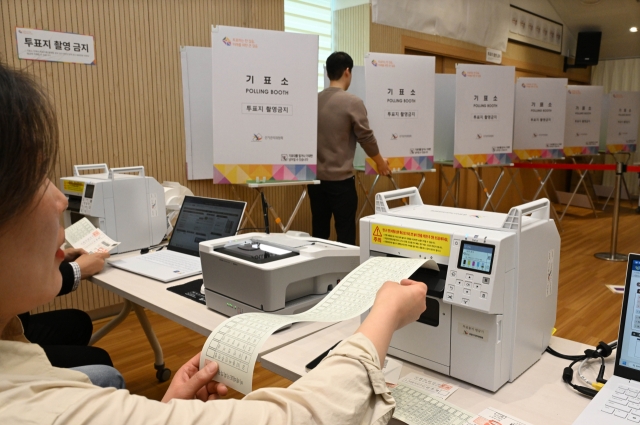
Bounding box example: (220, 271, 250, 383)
(371, 224, 450, 256)
(63, 180, 85, 194)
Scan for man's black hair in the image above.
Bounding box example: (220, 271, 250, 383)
(326, 52, 353, 81)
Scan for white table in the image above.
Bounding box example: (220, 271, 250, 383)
(90, 251, 338, 381)
(261, 318, 612, 425)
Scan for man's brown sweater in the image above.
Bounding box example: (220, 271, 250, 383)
(316, 87, 380, 181)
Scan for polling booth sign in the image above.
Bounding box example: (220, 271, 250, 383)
(211, 26, 318, 184)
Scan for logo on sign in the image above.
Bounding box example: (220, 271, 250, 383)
(222, 37, 231, 46)
(371, 59, 378, 67)
(476, 134, 483, 139)
(391, 133, 398, 140)
(252, 133, 263, 142)
(462, 71, 467, 77)
(533, 133, 538, 138)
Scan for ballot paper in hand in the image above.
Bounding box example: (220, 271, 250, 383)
(64, 218, 120, 254)
(200, 257, 428, 394)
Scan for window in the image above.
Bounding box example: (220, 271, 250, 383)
(285, 0, 332, 91)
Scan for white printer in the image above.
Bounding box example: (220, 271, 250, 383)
(360, 188, 560, 391)
(199, 232, 360, 316)
(60, 164, 167, 253)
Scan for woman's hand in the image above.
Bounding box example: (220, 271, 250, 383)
(162, 353, 229, 403)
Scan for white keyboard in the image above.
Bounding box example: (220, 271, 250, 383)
(140, 250, 201, 272)
(602, 384, 640, 422)
(392, 384, 473, 425)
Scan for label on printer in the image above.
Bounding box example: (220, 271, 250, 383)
(371, 224, 450, 256)
(63, 180, 85, 194)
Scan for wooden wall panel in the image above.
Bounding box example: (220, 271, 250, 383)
(333, 4, 369, 66)
(1, 0, 287, 314)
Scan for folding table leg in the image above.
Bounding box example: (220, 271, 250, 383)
(440, 168, 460, 207)
(473, 167, 505, 212)
(89, 300, 170, 382)
(89, 299, 133, 346)
(234, 186, 259, 230)
(560, 157, 597, 220)
(132, 303, 171, 382)
(282, 186, 309, 232)
(357, 174, 380, 220)
(495, 168, 524, 211)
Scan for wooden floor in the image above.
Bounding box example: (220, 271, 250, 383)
(93, 201, 640, 401)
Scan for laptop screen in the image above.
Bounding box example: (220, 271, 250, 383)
(168, 196, 246, 256)
(614, 254, 640, 379)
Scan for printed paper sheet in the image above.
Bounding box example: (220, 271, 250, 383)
(391, 382, 474, 425)
(200, 257, 427, 394)
(471, 408, 533, 425)
(64, 218, 120, 254)
(397, 372, 460, 400)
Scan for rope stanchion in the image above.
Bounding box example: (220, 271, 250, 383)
(595, 162, 628, 262)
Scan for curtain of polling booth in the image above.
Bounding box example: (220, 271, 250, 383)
(592, 58, 640, 199)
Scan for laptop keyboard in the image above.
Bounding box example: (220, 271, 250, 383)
(140, 250, 201, 272)
(391, 384, 474, 425)
(602, 384, 640, 422)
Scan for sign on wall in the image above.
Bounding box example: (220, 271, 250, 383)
(513, 78, 567, 160)
(364, 53, 435, 174)
(16, 28, 95, 65)
(563, 85, 603, 156)
(604, 91, 640, 154)
(211, 26, 318, 184)
(454, 65, 515, 168)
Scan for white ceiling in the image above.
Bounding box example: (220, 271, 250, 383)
(547, 0, 640, 60)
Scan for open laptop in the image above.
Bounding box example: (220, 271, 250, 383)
(110, 196, 246, 282)
(573, 253, 640, 424)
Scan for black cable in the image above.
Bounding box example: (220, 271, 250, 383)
(551, 340, 617, 398)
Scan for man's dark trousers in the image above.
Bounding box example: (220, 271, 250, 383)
(308, 176, 358, 245)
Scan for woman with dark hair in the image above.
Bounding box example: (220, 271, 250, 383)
(0, 61, 427, 424)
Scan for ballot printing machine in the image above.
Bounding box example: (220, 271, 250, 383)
(360, 188, 560, 391)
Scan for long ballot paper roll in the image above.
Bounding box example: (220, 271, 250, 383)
(200, 257, 428, 394)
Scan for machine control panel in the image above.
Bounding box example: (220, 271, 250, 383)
(444, 234, 496, 312)
(79, 184, 95, 215)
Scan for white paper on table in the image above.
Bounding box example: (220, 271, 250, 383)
(382, 357, 403, 385)
(471, 408, 533, 425)
(398, 372, 460, 400)
(64, 218, 120, 254)
(200, 257, 427, 394)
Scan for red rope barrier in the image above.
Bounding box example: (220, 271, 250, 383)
(629, 165, 640, 173)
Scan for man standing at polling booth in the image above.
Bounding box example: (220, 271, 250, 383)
(310, 51, 390, 245)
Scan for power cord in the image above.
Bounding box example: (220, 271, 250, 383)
(547, 341, 617, 398)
